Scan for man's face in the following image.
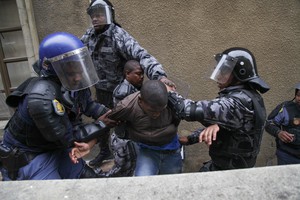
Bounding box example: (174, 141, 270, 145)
(126, 67, 144, 89)
(90, 13, 106, 32)
(216, 73, 234, 90)
(63, 63, 83, 89)
(89, 7, 108, 32)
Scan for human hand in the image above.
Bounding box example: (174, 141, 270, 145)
(98, 110, 120, 128)
(179, 136, 189, 145)
(278, 131, 294, 143)
(199, 124, 219, 146)
(160, 77, 176, 92)
(69, 141, 91, 164)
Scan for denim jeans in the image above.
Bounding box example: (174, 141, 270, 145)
(276, 149, 300, 165)
(1, 149, 84, 181)
(134, 145, 182, 176)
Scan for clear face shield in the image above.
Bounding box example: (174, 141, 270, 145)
(49, 47, 99, 91)
(89, 5, 112, 25)
(210, 54, 238, 84)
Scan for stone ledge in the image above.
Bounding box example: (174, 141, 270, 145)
(0, 120, 8, 140)
(0, 164, 299, 200)
(0, 120, 8, 130)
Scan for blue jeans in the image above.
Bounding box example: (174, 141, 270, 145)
(1, 149, 84, 181)
(276, 149, 300, 165)
(134, 146, 182, 176)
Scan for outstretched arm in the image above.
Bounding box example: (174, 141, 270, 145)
(179, 124, 219, 146)
(179, 127, 204, 145)
(69, 139, 97, 164)
(199, 124, 219, 146)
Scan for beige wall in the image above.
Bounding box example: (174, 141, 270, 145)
(32, 0, 300, 172)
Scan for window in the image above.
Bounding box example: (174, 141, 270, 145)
(0, 0, 38, 119)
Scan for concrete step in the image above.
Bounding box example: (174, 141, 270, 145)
(0, 164, 299, 200)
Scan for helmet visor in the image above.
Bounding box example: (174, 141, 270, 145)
(88, 5, 112, 25)
(49, 47, 99, 91)
(210, 54, 238, 84)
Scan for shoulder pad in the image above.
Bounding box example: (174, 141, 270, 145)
(28, 79, 61, 100)
(113, 82, 136, 100)
(269, 101, 289, 116)
(230, 90, 253, 108)
(6, 77, 39, 107)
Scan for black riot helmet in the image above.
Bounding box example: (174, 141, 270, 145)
(87, 0, 121, 27)
(87, 0, 114, 25)
(212, 47, 270, 94)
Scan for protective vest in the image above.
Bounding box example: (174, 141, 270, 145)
(5, 77, 67, 150)
(209, 88, 266, 169)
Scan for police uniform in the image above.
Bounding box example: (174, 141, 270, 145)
(265, 100, 300, 164)
(168, 47, 269, 171)
(0, 32, 110, 180)
(81, 23, 167, 106)
(0, 77, 109, 180)
(169, 85, 266, 170)
(113, 79, 139, 106)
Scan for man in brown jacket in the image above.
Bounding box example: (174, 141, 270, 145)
(108, 80, 182, 176)
(70, 80, 182, 176)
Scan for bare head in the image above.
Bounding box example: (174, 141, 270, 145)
(138, 80, 168, 119)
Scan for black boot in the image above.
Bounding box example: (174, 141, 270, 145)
(89, 147, 113, 167)
(89, 129, 113, 167)
(79, 165, 106, 179)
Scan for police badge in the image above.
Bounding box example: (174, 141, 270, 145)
(52, 99, 65, 116)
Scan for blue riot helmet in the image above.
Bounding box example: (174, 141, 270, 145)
(39, 32, 99, 91)
(211, 47, 270, 94)
(87, 0, 113, 25)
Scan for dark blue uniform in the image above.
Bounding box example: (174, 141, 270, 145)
(0, 77, 108, 180)
(265, 100, 300, 164)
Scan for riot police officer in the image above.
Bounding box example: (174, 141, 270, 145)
(0, 32, 117, 180)
(265, 83, 300, 165)
(168, 47, 270, 171)
(82, 0, 174, 167)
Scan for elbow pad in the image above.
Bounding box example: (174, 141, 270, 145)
(186, 102, 204, 122)
(168, 92, 204, 122)
(168, 92, 187, 119)
(73, 122, 109, 143)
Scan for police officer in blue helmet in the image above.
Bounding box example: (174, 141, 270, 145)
(0, 32, 118, 180)
(168, 47, 270, 171)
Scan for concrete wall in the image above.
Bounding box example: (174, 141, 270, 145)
(31, 0, 300, 172)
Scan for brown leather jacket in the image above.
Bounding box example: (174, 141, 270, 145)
(109, 92, 179, 146)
